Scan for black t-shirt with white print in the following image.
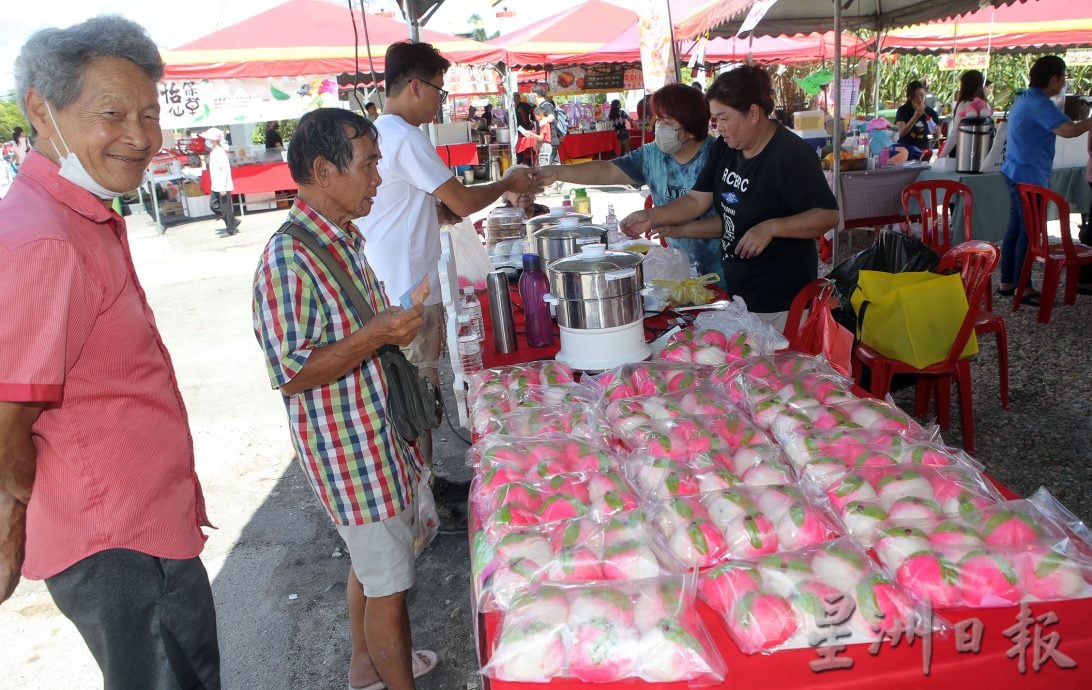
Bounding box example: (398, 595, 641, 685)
(692, 123, 838, 313)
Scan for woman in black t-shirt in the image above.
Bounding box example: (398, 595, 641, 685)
(895, 80, 941, 152)
(619, 65, 839, 328)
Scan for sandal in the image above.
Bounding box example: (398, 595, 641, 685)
(348, 649, 438, 690)
(997, 287, 1015, 297)
(1019, 292, 1041, 306)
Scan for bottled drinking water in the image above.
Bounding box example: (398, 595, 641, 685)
(461, 286, 484, 342)
(456, 313, 483, 375)
(604, 203, 624, 247)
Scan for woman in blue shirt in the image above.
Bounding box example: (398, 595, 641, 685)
(538, 84, 724, 287)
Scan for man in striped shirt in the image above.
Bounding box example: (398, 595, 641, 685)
(253, 108, 436, 690)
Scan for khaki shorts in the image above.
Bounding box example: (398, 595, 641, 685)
(401, 303, 444, 387)
(336, 491, 418, 598)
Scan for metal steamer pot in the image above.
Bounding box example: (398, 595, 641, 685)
(545, 244, 645, 329)
(524, 211, 592, 237)
(534, 220, 609, 263)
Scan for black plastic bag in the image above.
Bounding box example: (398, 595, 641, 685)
(829, 230, 941, 332)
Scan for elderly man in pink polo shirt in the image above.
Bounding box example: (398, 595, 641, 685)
(0, 16, 220, 688)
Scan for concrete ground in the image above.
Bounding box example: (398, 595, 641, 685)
(1, 183, 1088, 689)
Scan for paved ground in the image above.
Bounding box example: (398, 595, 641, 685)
(1, 183, 1088, 689)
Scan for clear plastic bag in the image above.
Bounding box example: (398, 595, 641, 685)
(468, 361, 576, 403)
(480, 575, 727, 684)
(651, 484, 842, 568)
(602, 385, 735, 444)
(473, 403, 610, 443)
(413, 468, 438, 558)
(700, 538, 943, 654)
(587, 361, 704, 402)
(471, 433, 619, 475)
(812, 463, 1005, 545)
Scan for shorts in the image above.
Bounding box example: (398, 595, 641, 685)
(401, 303, 443, 387)
(336, 491, 418, 598)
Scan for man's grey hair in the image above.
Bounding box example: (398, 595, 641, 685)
(14, 15, 164, 128)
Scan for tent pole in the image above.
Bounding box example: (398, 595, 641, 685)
(506, 66, 518, 165)
(873, 25, 883, 117)
(832, 0, 842, 264)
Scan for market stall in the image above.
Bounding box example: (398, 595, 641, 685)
(464, 302, 1092, 689)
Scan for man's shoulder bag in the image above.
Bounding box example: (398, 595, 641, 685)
(277, 221, 443, 444)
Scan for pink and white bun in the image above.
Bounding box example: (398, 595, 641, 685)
(776, 505, 836, 550)
(982, 510, 1042, 548)
(488, 558, 544, 608)
(874, 527, 932, 571)
(800, 457, 851, 488)
(633, 582, 679, 632)
(696, 467, 742, 493)
(896, 552, 962, 608)
(758, 555, 814, 597)
(876, 469, 935, 503)
(792, 580, 846, 627)
(547, 547, 605, 582)
(568, 589, 634, 629)
(854, 575, 916, 635)
(567, 618, 641, 683)
(603, 512, 649, 547)
(752, 485, 799, 524)
(927, 522, 986, 562)
(958, 551, 1023, 607)
(655, 497, 709, 538)
(602, 541, 664, 581)
(704, 491, 753, 530)
(1015, 545, 1089, 600)
(495, 533, 555, 569)
(886, 496, 945, 523)
(490, 623, 566, 682)
(724, 512, 779, 558)
(741, 461, 795, 487)
(638, 619, 720, 682)
(729, 592, 800, 653)
(701, 563, 763, 613)
(810, 546, 870, 593)
(537, 494, 588, 523)
(929, 475, 979, 513)
(827, 474, 879, 511)
(840, 502, 890, 542)
(668, 520, 727, 567)
(548, 517, 600, 553)
(504, 587, 571, 630)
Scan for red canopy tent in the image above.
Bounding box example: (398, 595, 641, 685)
(161, 0, 506, 80)
(878, 0, 1092, 53)
(486, 0, 640, 67)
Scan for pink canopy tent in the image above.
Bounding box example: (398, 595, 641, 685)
(161, 0, 506, 80)
(878, 0, 1092, 53)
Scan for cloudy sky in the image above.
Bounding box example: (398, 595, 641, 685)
(1, 0, 592, 95)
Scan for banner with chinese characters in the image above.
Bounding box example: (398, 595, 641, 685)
(157, 75, 339, 129)
(938, 53, 990, 71)
(639, 0, 679, 92)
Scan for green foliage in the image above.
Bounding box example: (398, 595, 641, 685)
(249, 119, 298, 146)
(0, 95, 30, 143)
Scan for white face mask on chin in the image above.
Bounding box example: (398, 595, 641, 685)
(45, 101, 126, 200)
(654, 122, 686, 155)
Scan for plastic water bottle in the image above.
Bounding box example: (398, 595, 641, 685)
(461, 286, 484, 342)
(518, 253, 554, 348)
(604, 203, 624, 247)
(456, 313, 483, 375)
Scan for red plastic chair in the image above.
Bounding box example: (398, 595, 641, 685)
(852, 241, 999, 455)
(1013, 183, 1092, 324)
(904, 179, 1007, 407)
(901, 179, 975, 255)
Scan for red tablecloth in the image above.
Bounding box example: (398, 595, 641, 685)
(559, 131, 619, 162)
(480, 596, 1091, 690)
(436, 142, 480, 167)
(199, 162, 296, 195)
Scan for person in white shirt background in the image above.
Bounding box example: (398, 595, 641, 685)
(356, 40, 539, 532)
(202, 127, 238, 237)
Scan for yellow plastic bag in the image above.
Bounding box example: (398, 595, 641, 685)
(850, 270, 978, 369)
(652, 274, 719, 308)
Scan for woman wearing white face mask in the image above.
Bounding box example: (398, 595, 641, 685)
(537, 84, 724, 287)
(621, 66, 840, 331)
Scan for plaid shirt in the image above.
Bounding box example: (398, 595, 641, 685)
(253, 199, 422, 525)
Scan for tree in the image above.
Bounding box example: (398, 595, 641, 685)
(468, 13, 488, 43)
(0, 95, 30, 143)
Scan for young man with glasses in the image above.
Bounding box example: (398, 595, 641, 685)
(356, 41, 540, 534)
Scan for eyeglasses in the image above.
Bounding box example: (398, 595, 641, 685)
(418, 78, 448, 103)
